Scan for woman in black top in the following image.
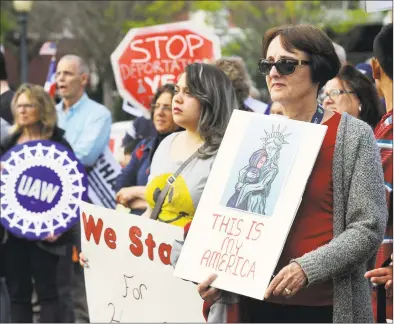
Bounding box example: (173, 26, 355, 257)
(0, 84, 74, 323)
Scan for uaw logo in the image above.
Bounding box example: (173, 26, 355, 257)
(0, 140, 88, 240)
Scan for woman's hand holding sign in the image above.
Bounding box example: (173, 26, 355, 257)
(197, 274, 221, 302)
(116, 187, 137, 206)
(198, 263, 307, 305)
(365, 254, 393, 297)
(264, 262, 307, 299)
(79, 252, 89, 268)
(116, 186, 147, 210)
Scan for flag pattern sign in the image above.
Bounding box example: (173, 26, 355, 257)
(44, 56, 57, 98)
(39, 41, 57, 56)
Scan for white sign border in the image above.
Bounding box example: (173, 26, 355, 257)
(110, 20, 221, 117)
(174, 110, 328, 300)
(80, 201, 205, 322)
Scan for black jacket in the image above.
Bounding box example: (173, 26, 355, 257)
(0, 126, 72, 154)
(0, 126, 76, 254)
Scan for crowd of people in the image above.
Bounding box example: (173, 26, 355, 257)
(0, 21, 392, 323)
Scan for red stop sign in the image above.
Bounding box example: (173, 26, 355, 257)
(111, 21, 221, 116)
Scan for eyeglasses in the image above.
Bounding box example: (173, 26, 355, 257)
(151, 104, 172, 113)
(258, 59, 310, 76)
(319, 89, 356, 103)
(16, 103, 36, 109)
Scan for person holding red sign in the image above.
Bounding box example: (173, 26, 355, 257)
(79, 63, 238, 269)
(141, 63, 238, 226)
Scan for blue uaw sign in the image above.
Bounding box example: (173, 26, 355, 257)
(0, 140, 88, 240)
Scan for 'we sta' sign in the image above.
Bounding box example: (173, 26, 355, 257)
(111, 21, 221, 117)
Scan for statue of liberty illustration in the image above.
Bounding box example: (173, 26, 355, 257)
(226, 124, 291, 215)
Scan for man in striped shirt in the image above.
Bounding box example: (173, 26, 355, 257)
(365, 23, 393, 322)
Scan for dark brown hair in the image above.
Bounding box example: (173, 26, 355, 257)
(150, 83, 176, 119)
(262, 24, 341, 92)
(337, 64, 382, 128)
(373, 23, 393, 80)
(185, 63, 238, 159)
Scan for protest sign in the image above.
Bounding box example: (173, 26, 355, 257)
(174, 110, 327, 300)
(109, 121, 131, 160)
(88, 147, 121, 209)
(365, 1, 392, 12)
(0, 140, 87, 240)
(122, 100, 144, 118)
(80, 201, 204, 322)
(111, 21, 221, 116)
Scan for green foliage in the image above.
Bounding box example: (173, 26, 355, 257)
(33, 0, 375, 109)
(210, 0, 379, 93)
(103, 2, 116, 20)
(221, 40, 242, 57)
(122, 0, 226, 34)
(270, 0, 324, 25)
(191, 1, 223, 12)
(123, 1, 187, 32)
(0, 7, 16, 43)
(227, 1, 261, 19)
(328, 9, 369, 33)
(123, 17, 160, 32)
(144, 0, 185, 16)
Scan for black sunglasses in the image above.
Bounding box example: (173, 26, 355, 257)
(258, 59, 310, 76)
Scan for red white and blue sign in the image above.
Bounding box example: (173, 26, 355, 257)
(0, 140, 88, 240)
(44, 56, 57, 98)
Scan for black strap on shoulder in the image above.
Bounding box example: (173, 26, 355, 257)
(150, 148, 201, 221)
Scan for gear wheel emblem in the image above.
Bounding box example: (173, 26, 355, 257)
(0, 140, 88, 240)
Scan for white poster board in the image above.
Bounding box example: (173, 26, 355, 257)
(88, 147, 121, 209)
(365, 1, 392, 12)
(79, 202, 204, 322)
(174, 110, 327, 300)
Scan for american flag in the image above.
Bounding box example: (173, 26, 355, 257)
(39, 41, 57, 56)
(44, 56, 57, 98)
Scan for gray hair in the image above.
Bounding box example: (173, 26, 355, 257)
(185, 63, 238, 159)
(333, 42, 347, 66)
(59, 54, 90, 75)
(215, 56, 253, 110)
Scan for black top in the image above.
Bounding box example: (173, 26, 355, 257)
(0, 89, 14, 125)
(0, 126, 71, 154)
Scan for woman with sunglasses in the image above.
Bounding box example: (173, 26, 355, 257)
(115, 84, 180, 215)
(198, 25, 387, 323)
(322, 64, 382, 129)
